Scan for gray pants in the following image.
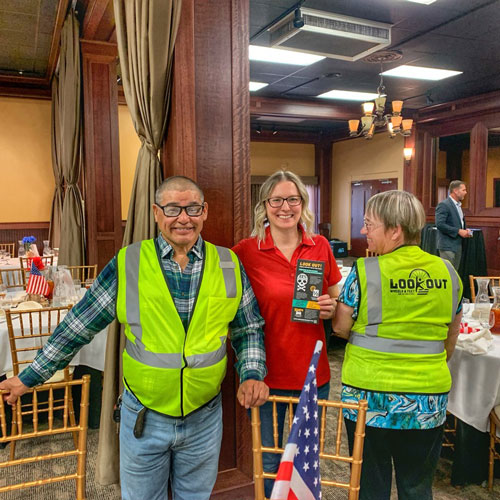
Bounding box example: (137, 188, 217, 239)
(439, 247, 462, 271)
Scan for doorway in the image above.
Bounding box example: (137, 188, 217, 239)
(350, 178, 398, 257)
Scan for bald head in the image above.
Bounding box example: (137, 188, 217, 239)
(155, 176, 204, 204)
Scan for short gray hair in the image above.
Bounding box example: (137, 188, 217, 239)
(155, 176, 204, 204)
(449, 180, 465, 193)
(365, 190, 425, 244)
(252, 170, 314, 241)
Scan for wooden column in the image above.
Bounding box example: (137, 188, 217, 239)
(315, 139, 333, 226)
(163, 1, 253, 498)
(80, 40, 122, 271)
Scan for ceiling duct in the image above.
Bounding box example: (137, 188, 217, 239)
(269, 8, 392, 62)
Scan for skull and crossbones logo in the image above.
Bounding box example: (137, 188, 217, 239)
(296, 273, 308, 291)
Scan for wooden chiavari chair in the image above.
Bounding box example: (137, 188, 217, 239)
(251, 395, 368, 500)
(0, 375, 90, 499)
(365, 249, 379, 257)
(0, 267, 26, 289)
(469, 275, 500, 302)
(489, 405, 500, 491)
(65, 264, 98, 282)
(19, 255, 55, 287)
(0, 242, 15, 256)
(5, 305, 76, 459)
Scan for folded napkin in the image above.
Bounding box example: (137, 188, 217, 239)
(457, 327, 493, 355)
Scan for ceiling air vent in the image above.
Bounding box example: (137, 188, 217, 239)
(269, 8, 392, 62)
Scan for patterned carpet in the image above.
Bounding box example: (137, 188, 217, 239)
(0, 345, 498, 499)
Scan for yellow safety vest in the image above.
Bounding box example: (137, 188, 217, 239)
(116, 239, 242, 417)
(342, 245, 462, 394)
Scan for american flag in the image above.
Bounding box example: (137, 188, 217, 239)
(271, 340, 323, 500)
(26, 261, 49, 296)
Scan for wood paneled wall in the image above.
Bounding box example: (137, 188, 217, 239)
(0, 222, 49, 255)
(411, 90, 500, 275)
(163, 1, 254, 497)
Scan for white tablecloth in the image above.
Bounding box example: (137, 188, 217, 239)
(447, 333, 500, 432)
(0, 304, 108, 377)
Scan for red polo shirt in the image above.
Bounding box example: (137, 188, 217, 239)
(233, 227, 341, 390)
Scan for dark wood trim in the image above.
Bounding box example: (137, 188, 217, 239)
(46, 0, 71, 84)
(81, 39, 122, 272)
(0, 222, 49, 229)
(82, 0, 109, 39)
(162, 0, 197, 179)
(0, 84, 52, 100)
(315, 140, 332, 225)
(251, 128, 323, 143)
(250, 96, 362, 121)
(231, 0, 251, 244)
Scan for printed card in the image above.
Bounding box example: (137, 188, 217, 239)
(291, 259, 325, 324)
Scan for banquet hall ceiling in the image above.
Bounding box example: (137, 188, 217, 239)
(1, 0, 500, 134)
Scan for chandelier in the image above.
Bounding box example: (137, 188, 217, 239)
(348, 73, 413, 139)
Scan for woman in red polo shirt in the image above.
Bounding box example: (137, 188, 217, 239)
(233, 170, 341, 497)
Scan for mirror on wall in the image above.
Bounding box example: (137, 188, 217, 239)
(487, 128, 500, 208)
(431, 133, 471, 207)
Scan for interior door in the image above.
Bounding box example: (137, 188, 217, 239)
(350, 178, 398, 257)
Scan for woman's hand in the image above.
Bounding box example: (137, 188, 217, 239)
(317, 293, 337, 320)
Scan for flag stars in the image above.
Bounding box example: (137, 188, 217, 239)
(304, 428, 311, 438)
(314, 426, 318, 436)
(308, 364, 316, 374)
(304, 383, 310, 392)
(314, 460, 319, 469)
(303, 462, 310, 472)
(313, 443, 318, 453)
(304, 445, 310, 455)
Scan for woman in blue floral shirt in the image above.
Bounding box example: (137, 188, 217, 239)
(333, 190, 462, 500)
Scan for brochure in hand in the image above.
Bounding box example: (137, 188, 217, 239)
(291, 259, 324, 324)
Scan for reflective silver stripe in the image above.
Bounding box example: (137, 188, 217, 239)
(126, 338, 183, 368)
(364, 257, 382, 337)
(125, 336, 227, 369)
(442, 259, 460, 320)
(186, 336, 227, 368)
(125, 243, 143, 341)
(215, 245, 237, 298)
(350, 332, 445, 354)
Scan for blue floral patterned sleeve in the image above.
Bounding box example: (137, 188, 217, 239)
(339, 262, 448, 430)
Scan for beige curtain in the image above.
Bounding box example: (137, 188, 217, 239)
(96, 0, 182, 485)
(57, 11, 85, 266)
(48, 76, 64, 249)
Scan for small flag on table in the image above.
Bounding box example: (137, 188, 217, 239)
(271, 340, 323, 500)
(26, 261, 49, 296)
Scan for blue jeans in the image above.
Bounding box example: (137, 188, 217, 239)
(259, 382, 330, 498)
(120, 389, 223, 500)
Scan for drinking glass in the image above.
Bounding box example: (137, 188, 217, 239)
(462, 298, 471, 317)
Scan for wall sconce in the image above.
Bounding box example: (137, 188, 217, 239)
(403, 147, 413, 163)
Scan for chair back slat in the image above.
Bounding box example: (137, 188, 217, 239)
(0, 376, 90, 499)
(0, 242, 15, 255)
(251, 395, 367, 500)
(0, 268, 25, 289)
(19, 256, 54, 286)
(65, 265, 97, 282)
(469, 275, 500, 302)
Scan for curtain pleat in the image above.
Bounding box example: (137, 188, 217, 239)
(96, 0, 182, 485)
(48, 77, 64, 249)
(57, 11, 84, 266)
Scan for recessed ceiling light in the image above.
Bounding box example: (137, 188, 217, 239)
(405, 0, 437, 4)
(317, 90, 381, 101)
(249, 81, 268, 91)
(249, 45, 325, 66)
(257, 116, 306, 123)
(381, 65, 462, 80)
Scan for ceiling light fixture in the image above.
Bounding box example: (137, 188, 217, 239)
(293, 8, 305, 28)
(405, 0, 437, 4)
(348, 71, 413, 140)
(249, 45, 325, 66)
(318, 89, 380, 101)
(249, 81, 268, 91)
(381, 65, 462, 81)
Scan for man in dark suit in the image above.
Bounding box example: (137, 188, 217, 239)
(435, 180, 472, 270)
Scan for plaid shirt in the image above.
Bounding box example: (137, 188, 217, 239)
(20, 236, 267, 387)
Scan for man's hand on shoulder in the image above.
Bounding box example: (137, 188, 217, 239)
(0, 376, 29, 405)
(237, 379, 269, 409)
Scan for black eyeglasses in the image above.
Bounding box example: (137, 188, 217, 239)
(266, 196, 302, 208)
(155, 203, 205, 217)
